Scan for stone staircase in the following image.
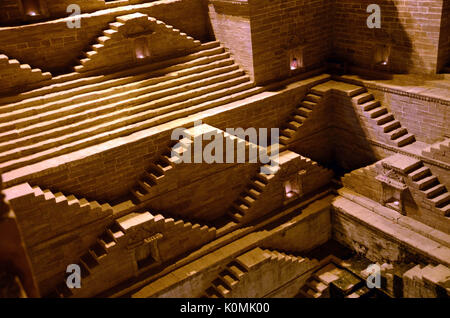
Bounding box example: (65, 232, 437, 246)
(0, 54, 51, 93)
(351, 89, 415, 147)
(228, 152, 332, 223)
(0, 41, 262, 173)
(131, 144, 178, 203)
(403, 263, 450, 298)
(74, 14, 201, 73)
(279, 91, 324, 145)
(53, 212, 216, 297)
(227, 164, 278, 223)
(421, 138, 450, 164)
(299, 262, 367, 298)
(204, 248, 315, 298)
(405, 160, 450, 216)
(32, 185, 112, 216)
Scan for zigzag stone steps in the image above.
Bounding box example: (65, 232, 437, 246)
(385, 155, 450, 217)
(352, 89, 415, 148)
(0, 82, 260, 172)
(0, 51, 232, 123)
(31, 185, 112, 215)
(56, 212, 215, 298)
(279, 92, 323, 145)
(0, 65, 243, 150)
(0, 41, 221, 107)
(0, 73, 250, 164)
(205, 248, 312, 298)
(74, 15, 201, 72)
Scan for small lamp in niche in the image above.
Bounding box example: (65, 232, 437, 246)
(22, 0, 42, 16)
(284, 179, 299, 199)
(374, 44, 391, 66)
(290, 58, 299, 70)
(289, 46, 304, 71)
(135, 37, 150, 60)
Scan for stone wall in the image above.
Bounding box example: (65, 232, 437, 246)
(3, 77, 326, 202)
(437, 0, 450, 71)
(333, 0, 445, 74)
(0, 54, 51, 94)
(0, 0, 209, 73)
(0, 1, 169, 26)
(208, 0, 254, 79)
(342, 159, 450, 234)
(249, 0, 333, 84)
(369, 88, 450, 145)
(332, 196, 450, 266)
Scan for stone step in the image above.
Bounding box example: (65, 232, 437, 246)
(288, 120, 302, 130)
(380, 120, 401, 133)
(387, 127, 408, 140)
(304, 94, 321, 103)
(300, 100, 317, 109)
(0, 82, 259, 172)
(228, 208, 244, 222)
(360, 100, 380, 111)
(394, 133, 415, 147)
(0, 55, 235, 131)
(220, 270, 239, 288)
(367, 106, 388, 118)
(355, 92, 375, 104)
(0, 73, 249, 164)
(431, 192, 450, 207)
(233, 202, 250, 214)
(0, 42, 222, 107)
(408, 166, 431, 181)
(228, 261, 247, 279)
(212, 280, 230, 297)
(296, 107, 312, 117)
(438, 203, 450, 216)
(306, 278, 328, 293)
(252, 180, 266, 191)
(0, 50, 230, 121)
(375, 113, 395, 125)
(423, 184, 446, 199)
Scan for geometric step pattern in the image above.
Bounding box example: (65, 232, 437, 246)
(53, 211, 216, 298)
(32, 185, 112, 215)
(227, 165, 277, 223)
(406, 161, 450, 217)
(421, 138, 450, 164)
(131, 143, 178, 203)
(0, 54, 51, 94)
(228, 152, 333, 223)
(0, 40, 261, 173)
(74, 13, 201, 73)
(403, 263, 450, 298)
(299, 262, 365, 298)
(204, 248, 314, 298)
(279, 91, 324, 145)
(352, 89, 415, 148)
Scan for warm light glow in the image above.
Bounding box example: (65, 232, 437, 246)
(135, 37, 150, 60)
(22, 0, 41, 16)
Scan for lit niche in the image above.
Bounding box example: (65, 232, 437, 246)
(283, 170, 306, 203)
(289, 46, 304, 71)
(376, 169, 407, 214)
(134, 37, 151, 60)
(21, 0, 42, 16)
(374, 44, 391, 67)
